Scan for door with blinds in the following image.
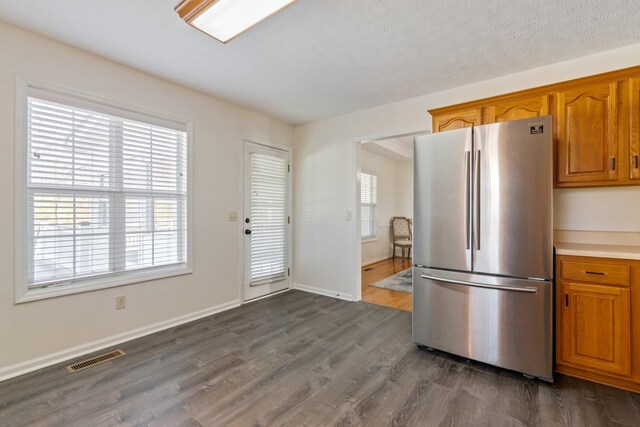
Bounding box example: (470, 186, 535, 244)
(243, 141, 290, 300)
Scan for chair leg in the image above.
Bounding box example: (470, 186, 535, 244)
(408, 247, 411, 259)
(392, 246, 395, 259)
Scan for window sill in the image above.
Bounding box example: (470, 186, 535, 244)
(361, 237, 378, 244)
(16, 264, 192, 304)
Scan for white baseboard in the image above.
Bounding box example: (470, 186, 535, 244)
(361, 256, 392, 267)
(0, 299, 241, 383)
(293, 283, 354, 302)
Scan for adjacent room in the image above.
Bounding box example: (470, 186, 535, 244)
(2, 1, 640, 426)
(359, 135, 415, 312)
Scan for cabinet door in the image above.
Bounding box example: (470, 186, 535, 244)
(556, 82, 618, 184)
(631, 78, 640, 180)
(432, 108, 481, 133)
(484, 94, 550, 124)
(562, 282, 630, 376)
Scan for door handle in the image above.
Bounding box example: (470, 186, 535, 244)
(421, 274, 537, 294)
(245, 229, 252, 235)
(474, 150, 481, 250)
(464, 151, 471, 250)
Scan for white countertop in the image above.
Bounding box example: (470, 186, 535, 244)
(555, 242, 640, 260)
(554, 230, 640, 260)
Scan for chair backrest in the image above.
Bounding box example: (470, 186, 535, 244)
(391, 217, 411, 240)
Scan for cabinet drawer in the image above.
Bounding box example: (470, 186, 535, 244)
(561, 261, 630, 285)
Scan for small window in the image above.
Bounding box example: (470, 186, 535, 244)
(17, 82, 190, 301)
(361, 171, 377, 240)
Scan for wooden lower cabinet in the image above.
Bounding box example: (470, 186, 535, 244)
(556, 255, 640, 392)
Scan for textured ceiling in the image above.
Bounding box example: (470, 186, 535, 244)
(1, 1, 640, 124)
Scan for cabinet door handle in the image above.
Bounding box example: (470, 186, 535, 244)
(635, 154, 639, 169)
(565, 294, 569, 308)
(585, 270, 605, 276)
(611, 157, 616, 171)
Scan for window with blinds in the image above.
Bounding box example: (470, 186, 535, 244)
(361, 171, 377, 240)
(25, 90, 188, 291)
(249, 152, 288, 285)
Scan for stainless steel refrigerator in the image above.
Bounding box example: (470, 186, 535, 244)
(413, 115, 553, 381)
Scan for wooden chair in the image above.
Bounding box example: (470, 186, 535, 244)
(391, 217, 412, 259)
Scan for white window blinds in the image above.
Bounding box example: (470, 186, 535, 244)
(361, 171, 377, 239)
(26, 93, 188, 289)
(249, 152, 288, 285)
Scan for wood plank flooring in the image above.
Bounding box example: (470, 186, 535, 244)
(1, 290, 640, 426)
(362, 257, 413, 312)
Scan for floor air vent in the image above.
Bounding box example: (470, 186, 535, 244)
(66, 349, 125, 373)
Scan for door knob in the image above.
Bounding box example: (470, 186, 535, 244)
(245, 229, 252, 235)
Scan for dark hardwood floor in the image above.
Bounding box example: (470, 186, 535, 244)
(1, 290, 639, 426)
(362, 257, 413, 312)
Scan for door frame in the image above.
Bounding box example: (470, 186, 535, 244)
(353, 128, 429, 302)
(239, 138, 293, 304)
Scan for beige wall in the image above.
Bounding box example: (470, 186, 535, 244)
(0, 23, 293, 376)
(294, 42, 640, 300)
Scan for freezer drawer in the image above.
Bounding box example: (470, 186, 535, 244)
(412, 267, 553, 381)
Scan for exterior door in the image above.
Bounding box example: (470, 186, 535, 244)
(472, 116, 553, 280)
(413, 128, 472, 271)
(243, 141, 290, 301)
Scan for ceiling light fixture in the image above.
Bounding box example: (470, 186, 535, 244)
(175, 0, 297, 43)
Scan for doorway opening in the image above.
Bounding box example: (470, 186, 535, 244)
(357, 132, 425, 311)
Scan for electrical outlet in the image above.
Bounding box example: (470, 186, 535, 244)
(116, 295, 126, 310)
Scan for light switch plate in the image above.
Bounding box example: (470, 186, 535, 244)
(346, 211, 352, 221)
(229, 211, 238, 221)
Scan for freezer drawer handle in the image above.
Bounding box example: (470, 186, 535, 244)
(421, 274, 538, 294)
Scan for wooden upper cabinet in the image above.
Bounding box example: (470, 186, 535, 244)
(631, 78, 640, 180)
(484, 94, 550, 124)
(432, 108, 481, 133)
(428, 66, 640, 188)
(556, 81, 618, 184)
(561, 281, 631, 377)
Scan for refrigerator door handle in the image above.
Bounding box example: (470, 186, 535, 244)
(421, 274, 538, 294)
(464, 151, 471, 249)
(474, 150, 481, 250)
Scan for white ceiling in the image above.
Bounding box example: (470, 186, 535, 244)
(362, 136, 414, 162)
(1, 1, 640, 125)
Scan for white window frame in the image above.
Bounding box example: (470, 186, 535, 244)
(360, 170, 377, 241)
(14, 76, 193, 303)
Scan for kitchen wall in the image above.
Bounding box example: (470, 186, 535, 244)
(0, 22, 293, 378)
(293, 42, 640, 300)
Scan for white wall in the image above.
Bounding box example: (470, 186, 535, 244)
(0, 23, 293, 376)
(293, 42, 640, 300)
(395, 159, 413, 220)
(360, 150, 396, 265)
(359, 152, 414, 265)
